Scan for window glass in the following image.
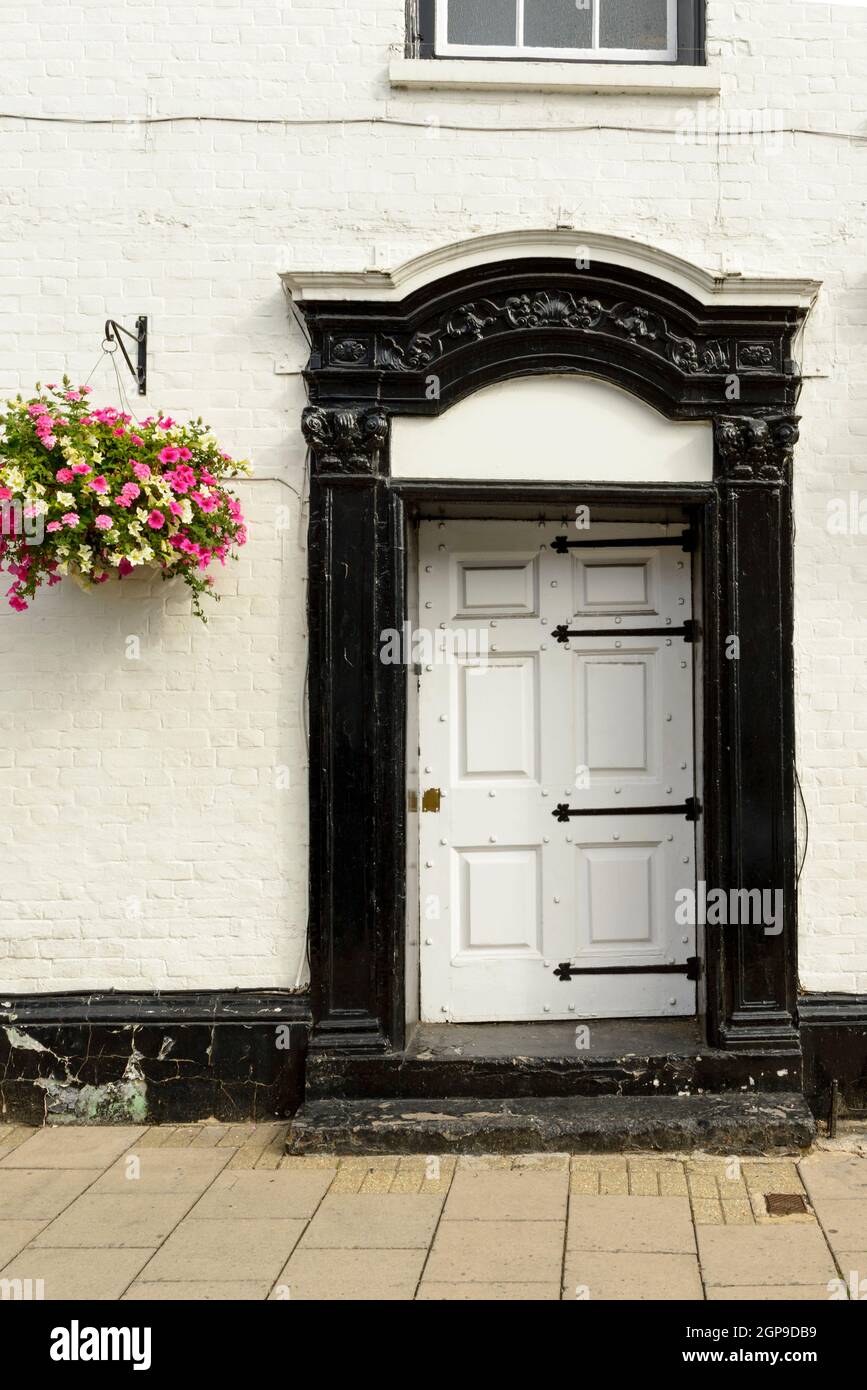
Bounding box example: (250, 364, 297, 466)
(600, 0, 669, 49)
(447, 0, 518, 46)
(524, 0, 593, 49)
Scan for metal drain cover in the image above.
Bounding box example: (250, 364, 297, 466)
(765, 1193, 809, 1216)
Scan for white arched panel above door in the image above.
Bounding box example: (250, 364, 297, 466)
(391, 375, 713, 483)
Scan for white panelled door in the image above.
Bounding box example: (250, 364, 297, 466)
(418, 520, 697, 1022)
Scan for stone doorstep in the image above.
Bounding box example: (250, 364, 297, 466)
(285, 1094, 817, 1157)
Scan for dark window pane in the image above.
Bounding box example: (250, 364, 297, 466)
(600, 0, 669, 49)
(524, 0, 593, 49)
(447, 0, 517, 46)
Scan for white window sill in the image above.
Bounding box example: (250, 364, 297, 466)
(389, 58, 721, 97)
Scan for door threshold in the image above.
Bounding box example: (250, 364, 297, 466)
(408, 1018, 702, 1061)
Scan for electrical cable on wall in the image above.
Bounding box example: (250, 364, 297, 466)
(0, 111, 865, 142)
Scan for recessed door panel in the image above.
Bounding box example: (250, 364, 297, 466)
(458, 656, 538, 780)
(581, 560, 653, 612)
(582, 657, 650, 773)
(453, 847, 541, 957)
(581, 844, 655, 946)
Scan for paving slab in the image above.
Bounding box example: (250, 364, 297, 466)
(272, 1248, 425, 1300)
(824, 1255, 867, 1297)
(0, 1127, 146, 1170)
(31, 1193, 197, 1249)
(424, 1220, 564, 1284)
(140, 1218, 305, 1283)
(417, 1282, 560, 1300)
(563, 1251, 703, 1300)
(89, 1147, 232, 1195)
(567, 1195, 696, 1253)
(706, 1285, 836, 1301)
(0, 1221, 47, 1266)
(124, 1280, 271, 1300)
(799, 1154, 867, 1202)
(0, 1246, 155, 1300)
(300, 1193, 443, 1250)
(697, 1224, 838, 1287)
(0, 1168, 103, 1220)
(442, 1168, 568, 1222)
(809, 1198, 867, 1252)
(189, 1168, 333, 1220)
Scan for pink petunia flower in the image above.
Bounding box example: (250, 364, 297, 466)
(157, 447, 180, 465)
(164, 464, 196, 494)
(129, 435, 144, 449)
(132, 462, 151, 481)
(117, 558, 134, 577)
(95, 514, 113, 530)
(0, 487, 12, 501)
(65, 390, 82, 402)
(55, 468, 74, 483)
(61, 512, 80, 527)
(71, 463, 91, 475)
(46, 520, 62, 532)
(88, 475, 108, 493)
(146, 509, 165, 529)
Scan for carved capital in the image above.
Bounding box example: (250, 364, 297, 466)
(302, 406, 389, 474)
(714, 415, 799, 481)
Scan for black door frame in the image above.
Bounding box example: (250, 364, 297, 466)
(297, 255, 807, 1065)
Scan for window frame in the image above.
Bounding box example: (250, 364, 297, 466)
(412, 0, 705, 66)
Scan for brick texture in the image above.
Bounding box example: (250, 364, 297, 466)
(0, 0, 865, 990)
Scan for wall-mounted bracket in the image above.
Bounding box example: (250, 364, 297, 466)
(104, 316, 147, 395)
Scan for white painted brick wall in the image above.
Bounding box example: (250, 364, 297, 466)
(0, 0, 865, 991)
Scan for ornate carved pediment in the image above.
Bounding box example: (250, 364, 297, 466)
(375, 289, 724, 378)
(714, 415, 800, 480)
(302, 406, 389, 473)
(298, 256, 808, 423)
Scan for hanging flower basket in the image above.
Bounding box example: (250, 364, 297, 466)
(0, 378, 249, 621)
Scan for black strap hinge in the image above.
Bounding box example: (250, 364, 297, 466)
(552, 530, 695, 556)
(554, 798, 702, 823)
(553, 619, 700, 645)
(554, 956, 702, 982)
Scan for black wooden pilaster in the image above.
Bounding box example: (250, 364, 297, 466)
(713, 417, 800, 1052)
(304, 406, 394, 1052)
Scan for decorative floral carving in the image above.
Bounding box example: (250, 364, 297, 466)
(739, 343, 775, 368)
(373, 289, 708, 376)
(503, 291, 604, 331)
(443, 301, 498, 340)
(701, 340, 730, 371)
(301, 406, 389, 473)
(612, 304, 659, 343)
(714, 415, 800, 479)
(330, 337, 370, 365)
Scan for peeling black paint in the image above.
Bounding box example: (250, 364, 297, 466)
(0, 991, 311, 1124)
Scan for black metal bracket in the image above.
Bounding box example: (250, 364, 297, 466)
(554, 956, 702, 982)
(104, 316, 147, 396)
(552, 530, 695, 555)
(553, 796, 702, 823)
(552, 618, 700, 644)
